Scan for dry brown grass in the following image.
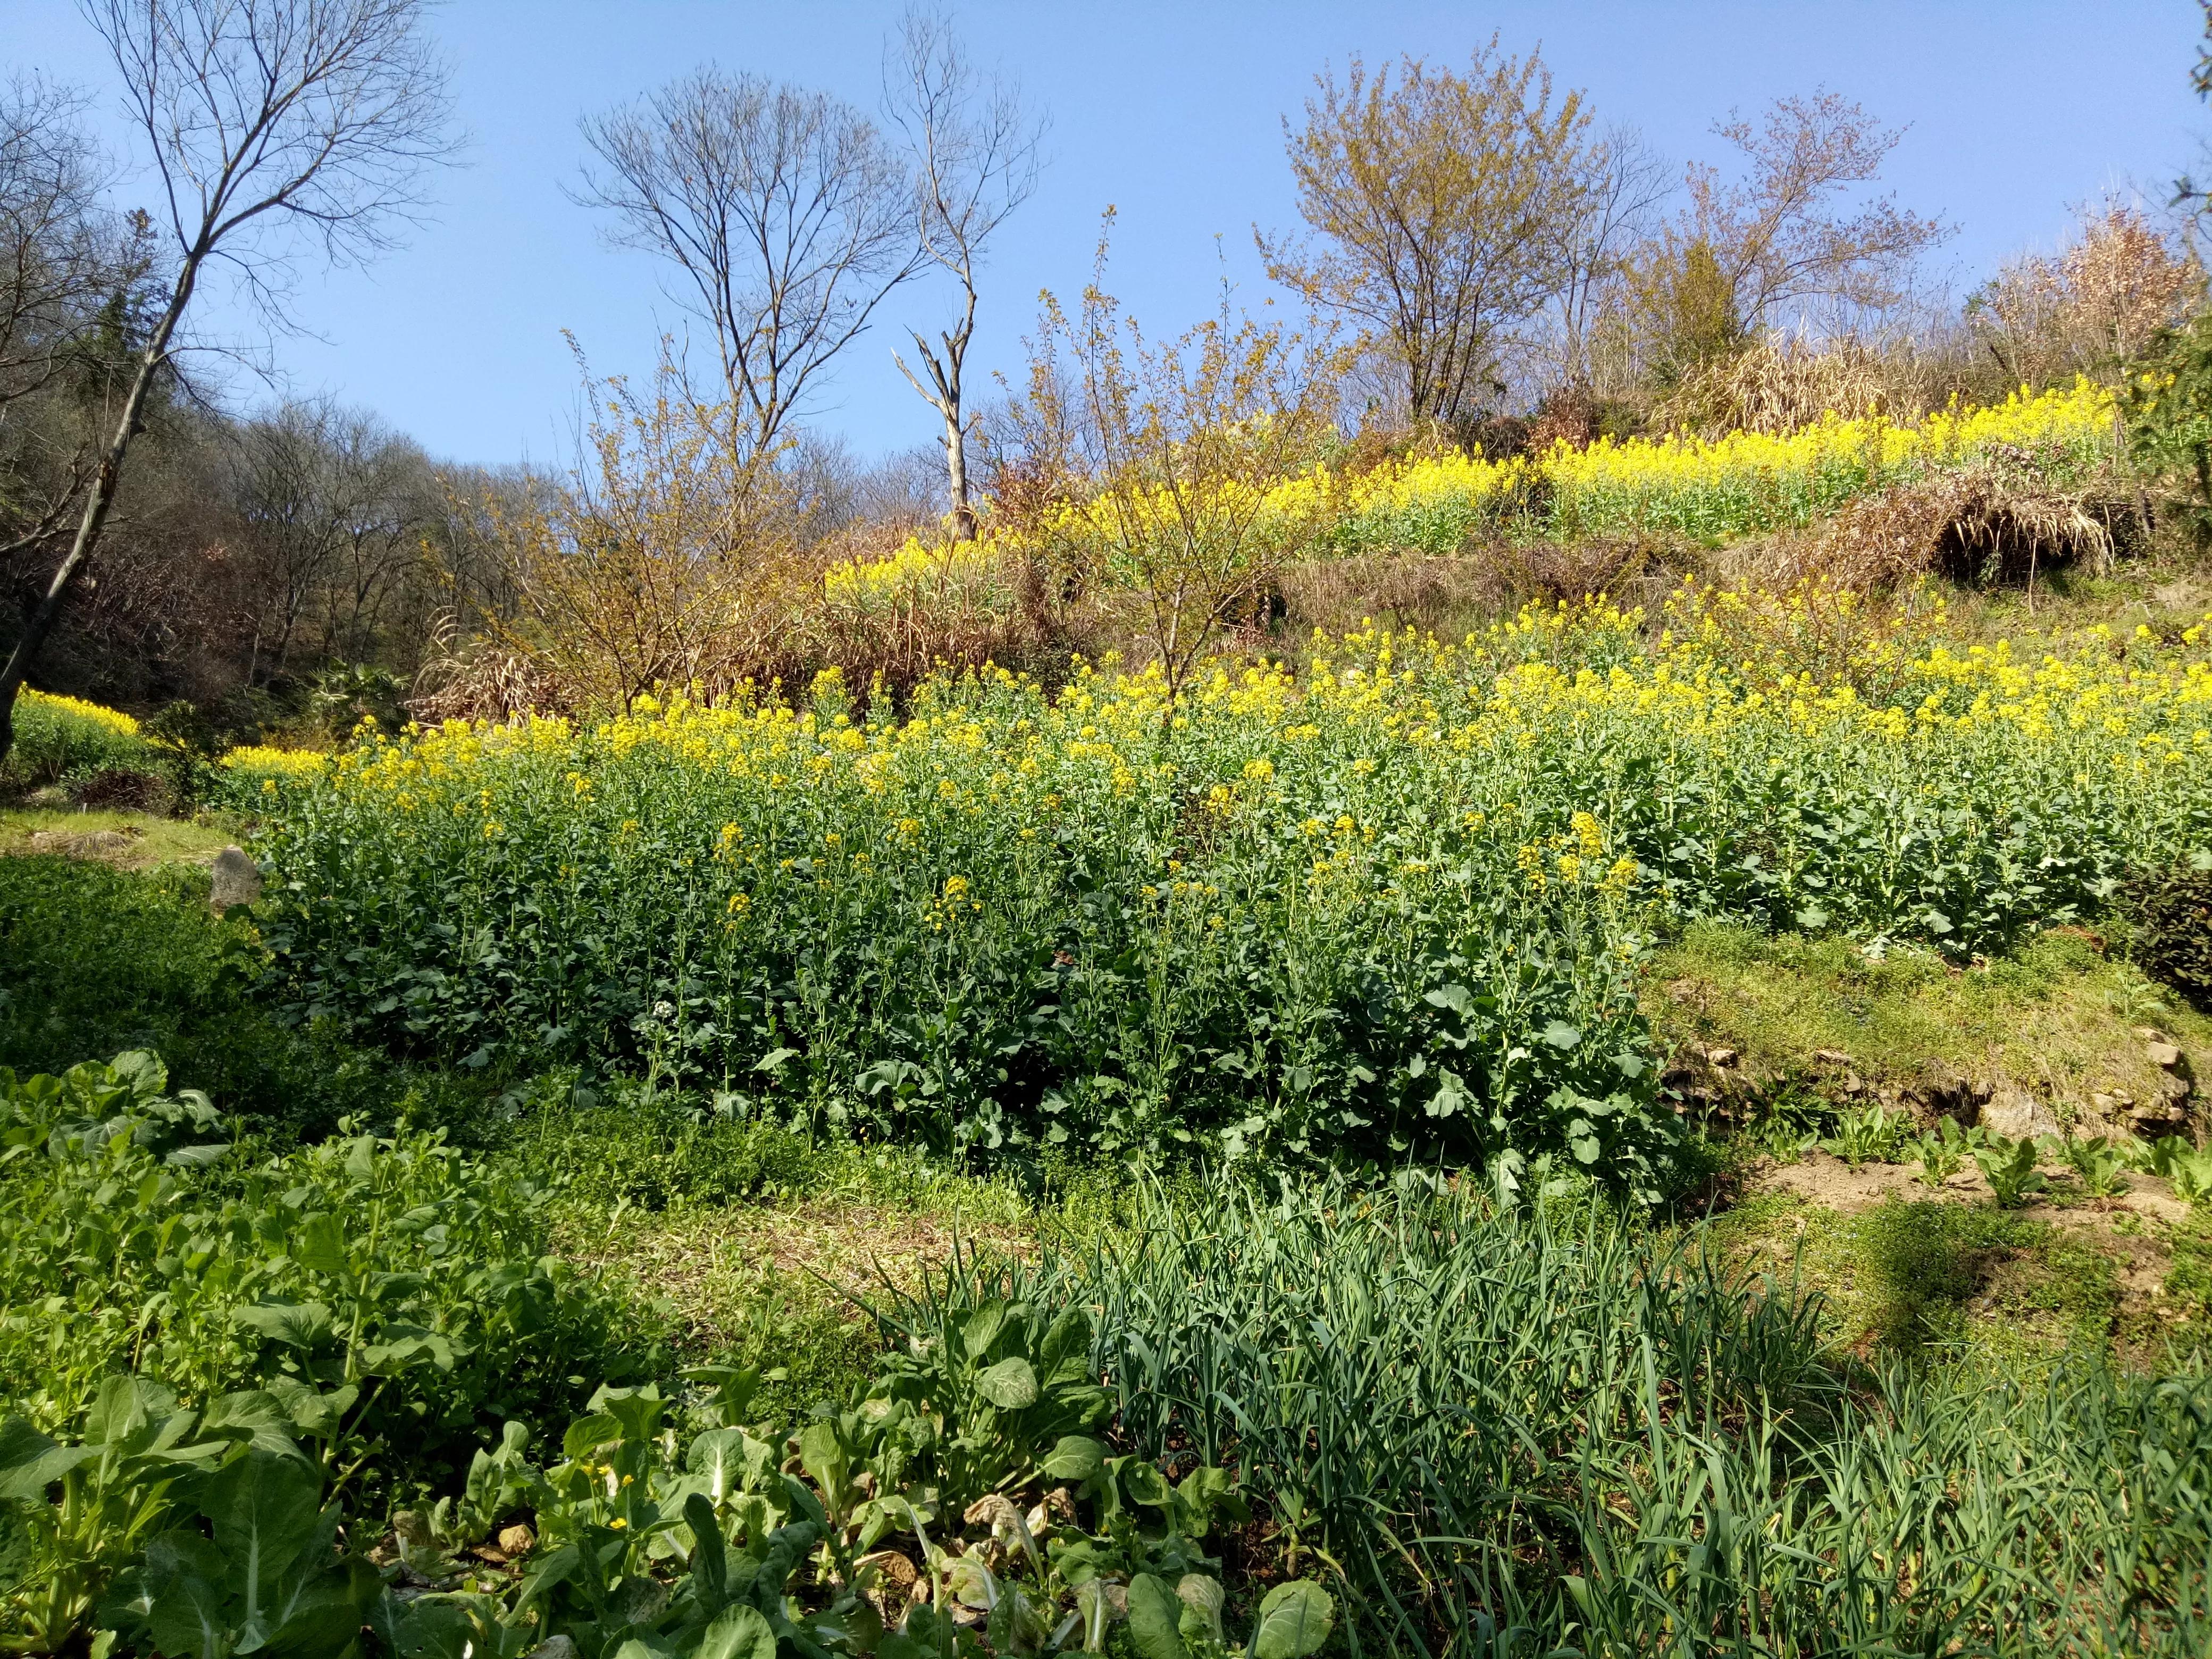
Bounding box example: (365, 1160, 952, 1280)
(1268, 537, 1704, 642)
(1654, 335, 1986, 440)
(1727, 460, 2133, 593)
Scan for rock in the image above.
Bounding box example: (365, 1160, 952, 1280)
(2138, 1026, 2170, 1044)
(497, 1522, 535, 1557)
(1705, 1046, 1737, 1068)
(2131, 1102, 2188, 1135)
(526, 1639, 578, 1659)
(1813, 1049, 1853, 1066)
(1979, 1085, 2060, 1142)
(209, 845, 262, 910)
(2147, 1041, 2184, 1069)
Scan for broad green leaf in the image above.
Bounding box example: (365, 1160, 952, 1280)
(562, 1413, 622, 1459)
(1041, 1434, 1107, 1481)
(233, 1300, 333, 1352)
(1035, 1306, 1094, 1387)
(0, 1418, 95, 1501)
(261, 1551, 380, 1659)
(693, 1604, 775, 1659)
(1120, 1459, 1174, 1510)
(109, 1050, 169, 1101)
(1125, 1573, 1186, 1659)
(688, 1427, 748, 1499)
(1251, 1580, 1335, 1659)
(590, 1384, 666, 1445)
(372, 1592, 474, 1659)
(1423, 983, 1473, 1017)
(358, 1325, 457, 1377)
(261, 1378, 358, 1441)
(959, 1301, 1009, 1362)
(139, 1530, 232, 1659)
(780, 1472, 828, 1531)
(798, 1420, 849, 1498)
(199, 1392, 308, 1461)
(85, 1375, 179, 1448)
(683, 1492, 728, 1608)
(204, 1448, 325, 1618)
(292, 1213, 347, 1276)
(976, 1357, 1038, 1410)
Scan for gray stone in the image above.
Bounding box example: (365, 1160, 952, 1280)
(1978, 1085, 2060, 1142)
(209, 845, 262, 910)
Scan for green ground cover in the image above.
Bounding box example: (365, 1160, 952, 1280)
(2, 560, 2211, 1653)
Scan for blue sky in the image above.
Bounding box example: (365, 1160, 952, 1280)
(11, 1, 2209, 467)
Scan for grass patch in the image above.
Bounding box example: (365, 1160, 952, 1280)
(0, 806, 242, 866)
(0, 853, 391, 1136)
(514, 1095, 1132, 1419)
(1714, 1189, 2122, 1362)
(1648, 918, 2208, 1117)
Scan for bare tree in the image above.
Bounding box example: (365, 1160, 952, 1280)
(1541, 125, 1671, 394)
(230, 397, 433, 679)
(883, 5, 1044, 539)
(1678, 91, 1948, 336)
(0, 0, 456, 772)
(578, 69, 918, 467)
(1263, 40, 1593, 432)
(0, 76, 144, 562)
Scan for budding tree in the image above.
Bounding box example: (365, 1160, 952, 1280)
(1644, 93, 1947, 357)
(1263, 40, 1591, 432)
(0, 0, 456, 773)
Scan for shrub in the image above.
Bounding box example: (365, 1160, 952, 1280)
(2125, 853, 2212, 1010)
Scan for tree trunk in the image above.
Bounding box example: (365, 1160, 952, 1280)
(0, 259, 194, 774)
(945, 400, 975, 540)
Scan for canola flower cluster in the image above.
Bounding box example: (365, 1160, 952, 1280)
(1552, 379, 2114, 542)
(820, 530, 1014, 613)
(254, 590, 2211, 1183)
(18, 688, 139, 738)
(820, 381, 2118, 604)
(4, 688, 150, 784)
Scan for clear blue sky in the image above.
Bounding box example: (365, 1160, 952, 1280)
(12, 1, 2209, 468)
